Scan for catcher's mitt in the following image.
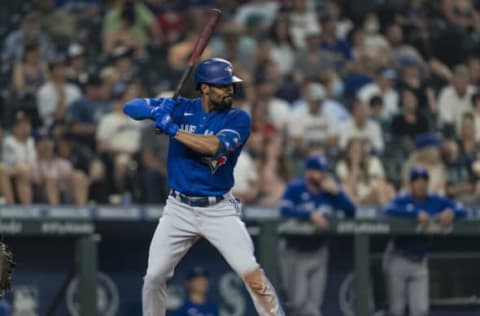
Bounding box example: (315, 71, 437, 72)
(0, 241, 14, 297)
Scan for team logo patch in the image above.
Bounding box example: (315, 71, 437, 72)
(202, 156, 227, 174)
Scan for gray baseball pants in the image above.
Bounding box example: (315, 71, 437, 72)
(142, 195, 285, 316)
(280, 243, 329, 316)
(384, 248, 429, 316)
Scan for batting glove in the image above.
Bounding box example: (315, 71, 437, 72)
(150, 98, 176, 119)
(154, 112, 179, 137)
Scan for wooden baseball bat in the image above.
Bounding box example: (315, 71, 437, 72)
(172, 8, 222, 99)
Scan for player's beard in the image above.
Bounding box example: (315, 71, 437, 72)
(210, 95, 233, 111)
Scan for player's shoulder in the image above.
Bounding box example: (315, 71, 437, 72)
(428, 193, 449, 203)
(286, 179, 307, 191)
(393, 192, 412, 203)
(174, 96, 200, 107)
(228, 107, 250, 119)
(221, 107, 251, 127)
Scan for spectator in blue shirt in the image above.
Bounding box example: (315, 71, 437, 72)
(383, 165, 467, 316)
(67, 74, 111, 150)
(174, 267, 219, 316)
(279, 154, 355, 316)
(319, 15, 352, 69)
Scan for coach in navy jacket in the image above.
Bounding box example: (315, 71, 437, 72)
(383, 165, 466, 316)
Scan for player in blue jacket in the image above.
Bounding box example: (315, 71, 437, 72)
(383, 165, 467, 316)
(123, 58, 284, 316)
(279, 154, 355, 316)
(174, 267, 219, 316)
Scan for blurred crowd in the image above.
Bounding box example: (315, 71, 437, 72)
(1, 0, 480, 207)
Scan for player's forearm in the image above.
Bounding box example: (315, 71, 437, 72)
(173, 131, 220, 156)
(335, 191, 356, 217)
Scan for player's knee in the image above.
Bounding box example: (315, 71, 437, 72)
(244, 268, 267, 294)
(144, 267, 174, 288)
(143, 273, 166, 289)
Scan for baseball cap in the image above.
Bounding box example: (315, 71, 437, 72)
(307, 83, 326, 100)
(415, 133, 440, 150)
(409, 166, 429, 181)
(186, 266, 209, 281)
(305, 154, 328, 171)
(400, 56, 418, 68)
(33, 127, 52, 142)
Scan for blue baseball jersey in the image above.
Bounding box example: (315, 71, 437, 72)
(383, 193, 466, 218)
(173, 299, 219, 316)
(384, 193, 467, 259)
(150, 97, 250, 196)
(279, 179, 356, 219)
(279, 179, 355, 251)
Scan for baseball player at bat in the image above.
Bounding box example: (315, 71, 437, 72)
(123, 58, 285, 316)
(383, 166, 466, 316)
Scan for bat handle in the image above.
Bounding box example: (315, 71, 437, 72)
(173, 66, 194, 100)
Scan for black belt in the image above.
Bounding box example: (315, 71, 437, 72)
(170, 190, 224, 207)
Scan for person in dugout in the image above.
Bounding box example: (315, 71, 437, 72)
(279, 154, 356, 316)
(383, 165, 467, 316)
(174, 266, 219, 316)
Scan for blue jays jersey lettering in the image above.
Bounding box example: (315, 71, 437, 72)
(154, 97, 250, 196)
(280, 180, 356, 218)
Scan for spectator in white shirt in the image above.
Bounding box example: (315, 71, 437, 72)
(438, 65, 476, 136)
(336, 137, 395, 205)
(339, 98, 384, 153)
(1, 111, 36, 204)
(288, 83, 337, 157)
(289, 0, 320, 49)
(268, 16, 296, 76)
(233, 151, 259, 205)
(254, 76, 291, 131)
(96, 81, 144, 195)
(357, 67, 399, 119)
(37, 56, 82, 127)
